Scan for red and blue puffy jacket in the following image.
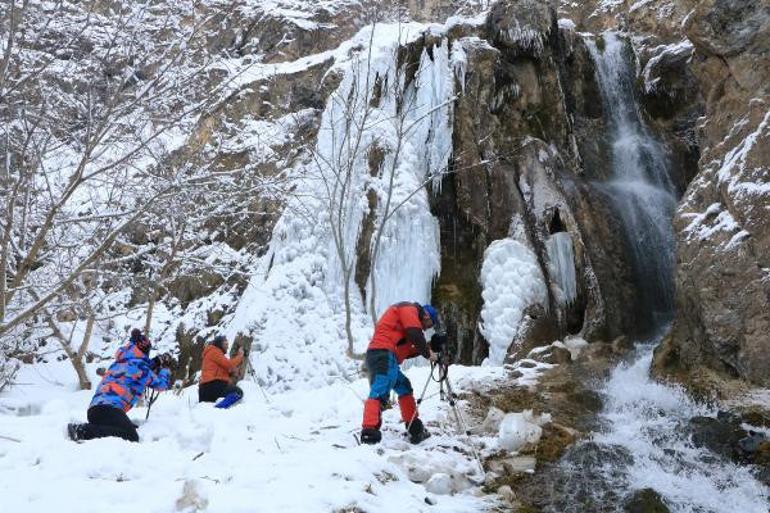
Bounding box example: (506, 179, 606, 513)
(90, 342, 171, 412)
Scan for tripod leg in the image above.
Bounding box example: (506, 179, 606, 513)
(443, 376, 485, 478)
(406, 365, 434, 432)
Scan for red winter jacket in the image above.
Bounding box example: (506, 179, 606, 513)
(367, 302, 430, 363)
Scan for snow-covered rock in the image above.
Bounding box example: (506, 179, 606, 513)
(498, 410, 550, 452)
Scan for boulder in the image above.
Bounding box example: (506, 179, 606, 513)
(624, 488, 670, 513)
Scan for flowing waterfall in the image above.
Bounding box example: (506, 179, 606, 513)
(545, 33, 770, 512)
(587, 32, 678, 327)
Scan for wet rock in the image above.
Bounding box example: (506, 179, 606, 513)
(689, 414, 747, 461)
(566, 389, 603, 414)
(535, 423, 578, 463)
(530, 344, 573, 365)
(757, 465, 770, 487)
(503, 456, 537, 474)
(487, 0, 554, 56)
(496, 484, 516, 504)
(624, 488, 670, 513)
(508, 441, 633, 512)
(611, 335, 634, 354)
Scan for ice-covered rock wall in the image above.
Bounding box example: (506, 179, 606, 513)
(227, 23, 461, 389)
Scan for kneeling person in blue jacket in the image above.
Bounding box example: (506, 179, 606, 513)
(68, 328, 171, 442)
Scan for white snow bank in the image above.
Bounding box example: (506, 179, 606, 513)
(0, 361, 505, 513)
(479, 239, 548, 366)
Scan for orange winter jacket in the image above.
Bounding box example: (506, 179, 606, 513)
(367, 302, 430, 363)
(200, 345, 243, 384)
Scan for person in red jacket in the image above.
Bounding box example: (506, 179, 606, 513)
(199, 335, 244, 408)
(361, 302, 439, 445)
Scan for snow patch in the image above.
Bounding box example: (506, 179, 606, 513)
(642, 40, 693, 94)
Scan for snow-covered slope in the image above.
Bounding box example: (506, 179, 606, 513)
(0, 358, 521, 513)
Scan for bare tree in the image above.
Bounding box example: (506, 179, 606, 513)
(303, 22, 459, 358)
(0, 1, 246, 337)
(0, 0, 269, 385)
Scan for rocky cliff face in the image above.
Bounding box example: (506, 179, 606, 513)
(555, 0, 770, 388)
(427, 0, 698, 363)
(654, 0, 770, 388)
(170, 0, 704, 367)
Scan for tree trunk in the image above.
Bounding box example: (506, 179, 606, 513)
(343, 269, 364, 360)
(75, 315, 94, 390)
(144, 289, 156, 335)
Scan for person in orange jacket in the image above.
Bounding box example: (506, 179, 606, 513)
(361, 302, 439, 445)
(199, 335, 244, 408)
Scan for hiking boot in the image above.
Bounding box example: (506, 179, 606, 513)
(360, 428, 382, 445)
(67, 423, 84, 442)
(407, 418, 430, 444)
(214, 392, 243, 409)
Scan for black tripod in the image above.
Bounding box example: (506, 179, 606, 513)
(412, 352, 485, 477)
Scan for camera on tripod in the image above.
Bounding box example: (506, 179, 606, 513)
(430, 333, 451, 372)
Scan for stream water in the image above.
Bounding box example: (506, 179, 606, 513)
(585, 342, 770, 512)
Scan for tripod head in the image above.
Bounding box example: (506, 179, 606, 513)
(430, 333, 451, 381)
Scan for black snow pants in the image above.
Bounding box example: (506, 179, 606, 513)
(77, 404, 139, 442)
(198, 380, 243, 403)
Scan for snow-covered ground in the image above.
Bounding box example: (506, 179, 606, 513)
(0, 359, 520, 513)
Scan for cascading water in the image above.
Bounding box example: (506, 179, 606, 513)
(587, 32, 678, 329)
(546, 340, 770, 513)
(534, 33, 770, 512)
(590, 343, 770, 513)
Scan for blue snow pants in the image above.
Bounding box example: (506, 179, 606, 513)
(366, 349, 413, 400)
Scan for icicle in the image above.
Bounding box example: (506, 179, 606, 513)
(545, 232, 576, 306)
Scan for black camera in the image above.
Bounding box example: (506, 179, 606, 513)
(430, 333, 448, 354)
(150, 352, 175, 371)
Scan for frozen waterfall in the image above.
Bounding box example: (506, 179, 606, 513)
(545, 232, 577, 307)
